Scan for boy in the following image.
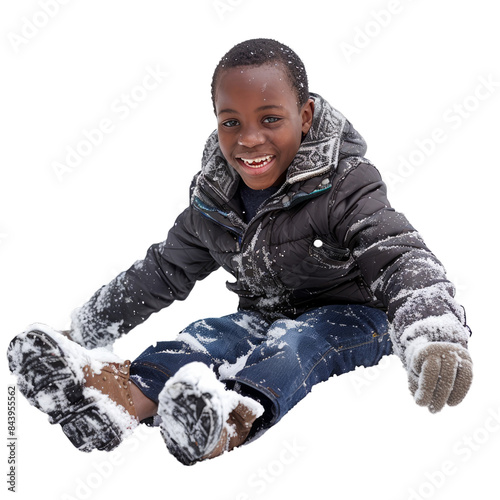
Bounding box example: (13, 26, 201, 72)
(8, 38, 473, 466)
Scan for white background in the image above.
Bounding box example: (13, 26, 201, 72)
(1, 1, 499, 499)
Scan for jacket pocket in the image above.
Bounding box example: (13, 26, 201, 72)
(308, 239, 351, 267)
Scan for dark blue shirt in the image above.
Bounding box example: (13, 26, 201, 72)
(238, 182, 280, 223)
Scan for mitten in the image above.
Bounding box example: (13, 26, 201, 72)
(408, 342, 473, 413)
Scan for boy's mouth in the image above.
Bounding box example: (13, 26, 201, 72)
(237, 155, 275, 169)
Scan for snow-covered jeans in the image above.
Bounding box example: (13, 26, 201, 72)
(130, 305, 392, 430)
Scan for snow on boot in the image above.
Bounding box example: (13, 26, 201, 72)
(158, 362, 263, 465)
(7, 324, 139, 452)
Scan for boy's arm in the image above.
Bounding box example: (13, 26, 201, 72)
(69, 206, 220, 349)
(331, 160, 472, 412)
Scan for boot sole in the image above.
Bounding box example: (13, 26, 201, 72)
(7, 329, 126, 452)
(158, 368, 224, 465)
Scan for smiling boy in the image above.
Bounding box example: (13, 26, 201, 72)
(8, 39, 473, 466)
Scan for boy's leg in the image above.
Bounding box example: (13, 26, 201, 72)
(128, 311, 273, 464)
(128, 310, 271, 406)
(130, 383, 158, 422)
(222, 305, 392, 430)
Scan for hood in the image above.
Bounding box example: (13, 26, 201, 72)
(195, 93, 367, 202)
(285, 93, 367, 183)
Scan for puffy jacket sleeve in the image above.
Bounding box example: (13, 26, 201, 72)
(70, 205, 220, 348)
(329, 159, 471, 366)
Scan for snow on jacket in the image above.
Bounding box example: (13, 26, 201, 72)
(71, 93, 471, 366)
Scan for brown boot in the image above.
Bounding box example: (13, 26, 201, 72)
(83, 361, 139, 423)
(203, 402, 260, 460)
(8, 326, 139, 452)
(158, 362, 264, 465)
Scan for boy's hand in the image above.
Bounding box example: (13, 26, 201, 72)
(408, 342, 473, 413)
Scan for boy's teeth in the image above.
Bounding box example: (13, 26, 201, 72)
(241, 155, 273, 166)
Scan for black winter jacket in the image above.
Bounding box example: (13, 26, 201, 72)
(71, 94, 470, 366)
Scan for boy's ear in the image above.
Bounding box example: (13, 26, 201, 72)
(301, 98, 315, 135)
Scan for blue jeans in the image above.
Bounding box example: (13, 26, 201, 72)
(130, 305, 392, 430)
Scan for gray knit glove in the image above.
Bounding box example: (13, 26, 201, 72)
(408, 342, 473, 413)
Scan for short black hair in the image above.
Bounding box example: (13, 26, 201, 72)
(211, 38, 309, 114)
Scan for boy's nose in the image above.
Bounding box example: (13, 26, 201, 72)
(237, 127, 266, 148)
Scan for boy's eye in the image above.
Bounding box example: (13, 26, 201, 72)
(222, 119, 239, 128)
(263, 116, 280, 124)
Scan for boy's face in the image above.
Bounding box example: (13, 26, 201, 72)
(215, 64, 314, 190)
